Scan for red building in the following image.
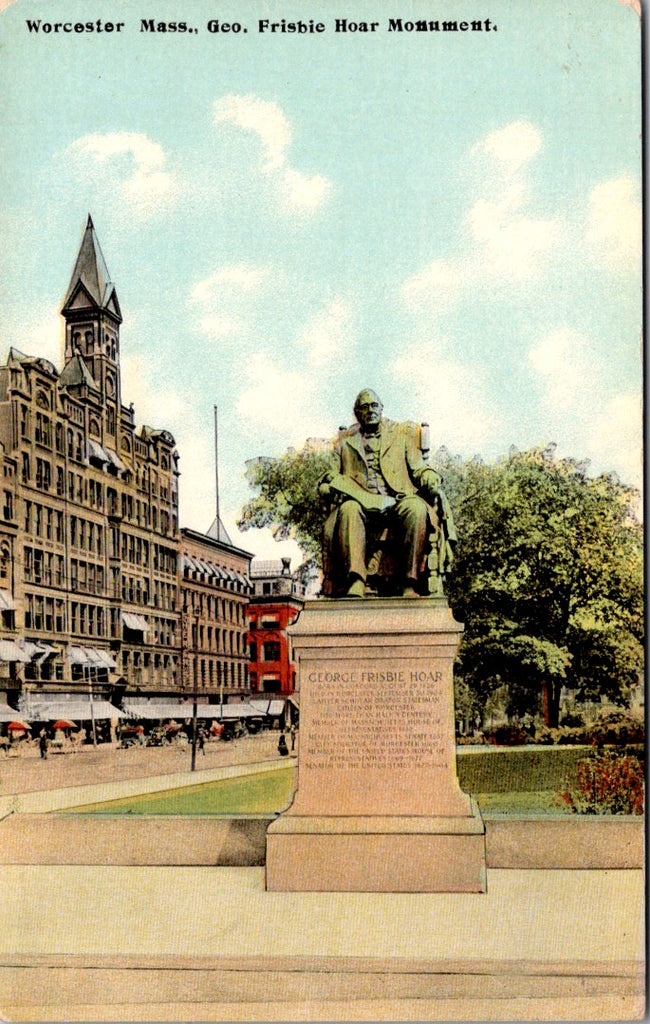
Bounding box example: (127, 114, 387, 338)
(246, 557, 304, 696)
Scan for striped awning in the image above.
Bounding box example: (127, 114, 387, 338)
(214, 704, 262, 720)
(123, 702, 196, 720)
(249, 699, 287, 716)
(67, 647, 117, 669)
(104, 447, 127, 473)
(0, 640, 30, 664)
(22, 700, 127, 721)
(87, 439, 108, 464)
(121, 612, 148, 632)
(0, 590, 17, 612)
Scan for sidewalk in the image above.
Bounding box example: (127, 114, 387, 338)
(0, 864, 644, 1020)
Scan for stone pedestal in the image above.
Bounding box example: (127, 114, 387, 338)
(266, 598, 486, 892)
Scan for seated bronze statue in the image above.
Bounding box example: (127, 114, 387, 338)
(320, 389, 456, 598)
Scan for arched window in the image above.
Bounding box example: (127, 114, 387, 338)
(0, 543, 10, 581)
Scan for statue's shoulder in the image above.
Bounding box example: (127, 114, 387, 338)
(337, 423, 361, 443)
(384, 418, 422, 441)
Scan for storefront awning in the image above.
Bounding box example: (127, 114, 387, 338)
(16, 640, 57, 661)
(104, 447, 127, 473)
(87, 439, 108, 464)
(123, 701, 196, 720)
(22, 699, 127, 721)
(121, 612, 148, 632)
(215, 703, 262, 719)
(0, 590, 17, 612)
(67, 646, 117, 670)
(0, 640, 30, 664)
(249, 699, 287, 717)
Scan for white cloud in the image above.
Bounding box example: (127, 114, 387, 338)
(280, 167, 330, 211)
(402, 121, 558, 309)
(401, 259, 464, 311)
(67, 132, 178, 220)
(213, 94, 331, 213)
(586, 175, 641, 273)
(528, 328, 600, 411)
(213, 94, 291, 171)
(297, 300, 355, 367)
(392, 340, 500, 450)
(190, 266, 269, 303)
(473, 121, 542, 175)
(190, 263, 270, 341)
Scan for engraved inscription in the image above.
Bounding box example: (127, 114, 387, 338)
(303, 666, 450, 771)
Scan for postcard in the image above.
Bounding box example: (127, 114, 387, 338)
(0, 0, 643, 1019)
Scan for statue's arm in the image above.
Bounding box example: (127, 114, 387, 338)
(318, 445, 342, 503)
(404, 426, 442, 500)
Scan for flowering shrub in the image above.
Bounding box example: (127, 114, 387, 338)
(562, 751, 644, 815)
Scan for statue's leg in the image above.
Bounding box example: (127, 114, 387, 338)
(393, 496, 429, 593)
(336, 500, 367, 594)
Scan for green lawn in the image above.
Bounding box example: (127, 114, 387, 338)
(456, 746, 593, 793)
(67, 747, 602, 817)
(71, 768, 297, 816)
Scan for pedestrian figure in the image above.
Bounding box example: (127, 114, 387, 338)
(290, 724, 297, 752)
(39, 729, 48, 760)
(198, 727, 206, 755)
(278, 732, 289, 757)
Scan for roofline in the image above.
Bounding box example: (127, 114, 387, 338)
(180, 526, 254, 561)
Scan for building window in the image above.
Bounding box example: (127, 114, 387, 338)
(21, 453, 30, 484)
(35, 459, 51, 491)
(262, 641, 281, 662)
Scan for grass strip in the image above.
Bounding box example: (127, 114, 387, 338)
(67, 747, 596, 817)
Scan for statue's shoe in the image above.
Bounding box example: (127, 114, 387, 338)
(402, 581, 420, 597)
(345, 578, 366, 598)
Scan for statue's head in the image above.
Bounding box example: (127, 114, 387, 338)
(353, 389, 383, 432)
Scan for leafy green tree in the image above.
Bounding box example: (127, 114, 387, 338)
(237, 445, 333, 567)
(444, 447, 643, 727)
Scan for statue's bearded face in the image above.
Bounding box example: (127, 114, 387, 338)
(354, 390, 383, 431)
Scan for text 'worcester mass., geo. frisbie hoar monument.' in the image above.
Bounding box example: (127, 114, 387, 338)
(266, 390, 487, 892)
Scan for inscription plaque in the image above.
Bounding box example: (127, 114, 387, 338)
(303, 666, 448, 771)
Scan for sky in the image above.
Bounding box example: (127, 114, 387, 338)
(0, 0, 642, 564)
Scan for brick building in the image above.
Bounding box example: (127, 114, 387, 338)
(246, 558, 304, 696)
(180, 524, 253, 701)
(0, 217, 251, 708)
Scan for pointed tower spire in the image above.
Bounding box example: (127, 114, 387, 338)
(61, 215, 121, 318)
(60, 216, 123, 436)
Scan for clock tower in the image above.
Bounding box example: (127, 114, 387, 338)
(60, 216, 123, 440)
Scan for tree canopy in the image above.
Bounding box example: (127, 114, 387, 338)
(237, 442, 643, 725)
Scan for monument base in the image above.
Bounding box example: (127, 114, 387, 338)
(266, 597, 486, 893)
(266, 801, 487, 892)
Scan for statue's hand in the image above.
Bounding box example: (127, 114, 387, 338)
(319, 480, 332, 501)
(380, 495, 397, 512)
